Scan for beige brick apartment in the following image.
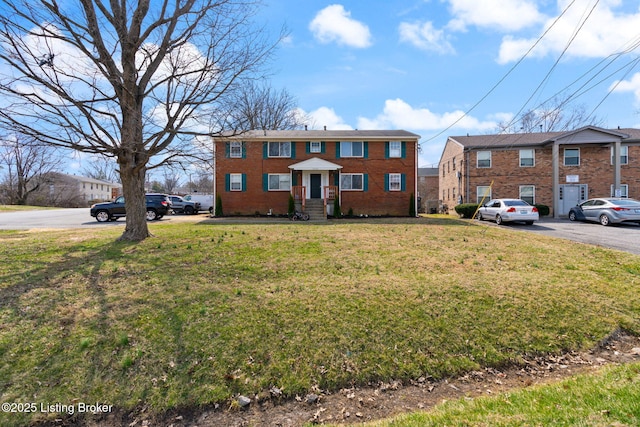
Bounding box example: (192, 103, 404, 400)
(439, 126, 640, 218)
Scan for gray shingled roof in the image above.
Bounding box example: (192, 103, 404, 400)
(450, 127, 640, 149)
(219, 129, 420, 140)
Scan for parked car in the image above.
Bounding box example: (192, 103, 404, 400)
(568, 198, 640, 226)
(90, 193, 171, 222)
(169, 195, 200, 214)
(477, 198, 539, 225)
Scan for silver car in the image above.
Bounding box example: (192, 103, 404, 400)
(568, 198, 640, 226)
(477, 198, 539, 225)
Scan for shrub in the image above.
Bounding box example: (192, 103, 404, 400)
(409, 193, 416, 217)
(535, 204, 550, 216)
(215, 194, 223, 216)
(288, 194, 295, 216)
(454, 203, 480, 218)
(333, 198, 341, 218)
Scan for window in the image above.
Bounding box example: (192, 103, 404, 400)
(268, 141, 291, 158)
(520, 149, 535, 167)
(229, 173, 243, 191)
(340, 141, 363, 157)
(610, 184, 628, 198)
(230, 141, 243, 158)
(611, 146, 628, 165)
(452, 156, 456, 170)
(388, 141, 402, 158)
(310, 141, 322, 153)
(477, 186, 491, 203)
(564, 148, 580, 166)
(477, 151, 491, 168)
(341, 174, 364, 191)
(268, 174, 290, 191)
(520, 185, 535, 205)
(388, 173, 402, 191)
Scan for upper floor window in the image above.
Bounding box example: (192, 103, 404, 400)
(564, 148, 580, 166)
(388, 141, 402, 158)
(268, 141, 291, 158)
(340, 141, 363, 157)
(611, 146, 628, 165)
(230, 141, 243, 158)
(310, 141, 322, 153)
(520, 149, 535, 167)
(477, 151, 491, 168)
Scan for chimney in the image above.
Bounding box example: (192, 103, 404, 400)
(324, 125, 327, 131)
(305, 125, 308, 131)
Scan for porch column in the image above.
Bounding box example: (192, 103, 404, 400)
(552, 142, 559, 219)
(613, 140, 621, 197)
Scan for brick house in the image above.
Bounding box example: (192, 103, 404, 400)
(213, 129, 420, 218)
(439, 126, 640, 218)
(417, 167, 439, 213)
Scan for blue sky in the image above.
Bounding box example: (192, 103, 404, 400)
(256, 1, 640, 166)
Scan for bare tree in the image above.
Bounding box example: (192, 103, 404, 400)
(82, 155, 120, 184)
(497, 94, 604, 133)
(0, 134, 62, 204)
(224, 80, 308, 131)
(0, 0, 283, 240)
(160, 168, 180, 194)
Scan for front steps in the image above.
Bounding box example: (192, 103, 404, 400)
(303, 199, 327, 222)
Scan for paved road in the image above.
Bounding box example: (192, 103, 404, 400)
(485, 217, 640, 255)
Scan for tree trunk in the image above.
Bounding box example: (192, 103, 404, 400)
(117, 152, 150, 242)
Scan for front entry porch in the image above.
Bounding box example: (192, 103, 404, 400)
(289, 157, 342, 219)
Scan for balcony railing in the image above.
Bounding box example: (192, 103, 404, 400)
(292, 186, 306, 209)
(323, 186, 338, 205)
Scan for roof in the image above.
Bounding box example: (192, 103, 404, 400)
(418, 167, 439, 177)
(449, 126, 640, 150)
(288, 157, 343, 171)
(217, 129, 420, 141)
(48, 172, 120, 186)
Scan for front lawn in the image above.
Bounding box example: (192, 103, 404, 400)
(0, 217, 639, 426)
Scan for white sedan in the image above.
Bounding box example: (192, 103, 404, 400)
(477, 198, 539, 225)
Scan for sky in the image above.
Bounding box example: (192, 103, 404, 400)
(255, 0, 640, 167)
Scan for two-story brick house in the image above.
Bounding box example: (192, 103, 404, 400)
(213, 129, 420, 218)
(439, 126, 640, 218)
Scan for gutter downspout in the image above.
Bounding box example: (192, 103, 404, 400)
(415, 140, 419, 217)
(552, 141, 559, 219)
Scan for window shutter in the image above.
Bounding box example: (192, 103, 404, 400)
(384, 174, 389, 192)
(291, 142, 296, 159)
(401, 142, 406, 159)
(321, 142, 326, 153)
(363, 174, 369, 191)
(263, 142, 268, 159)
(336, 142, 341, 158)
(305, 142, 310, 154)
(225, 142, 230, 158)
(401, 174, 406, 191)
(384, 142, 390, 159)
(334, 173, 340, 186)
(292, 173, 298, 186)
(242, 174, 247, 192)
(363, 142, 369, 158)
(242, 142, 247, 159)
(263, 174, 268, 192)
(225, 174, 230, 192)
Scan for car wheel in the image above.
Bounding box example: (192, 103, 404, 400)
(569, 211, 577, 221)
(209, 207, 213, 214)
(495, 214, 503, 225)
(146, 209, 158, 221)
(599, 214, 611, 226)
(184, 206, 194, 215)
(477, 213, 483, 221)
(524, 221, 534, 225)
(95, 210, 110, 222)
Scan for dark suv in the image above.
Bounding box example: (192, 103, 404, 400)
(90, 193, 172, 222)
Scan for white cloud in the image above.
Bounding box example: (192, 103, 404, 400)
(446, 0, 545, 32)
(356, 98, 498, 132)
(611, 72, 640, 104)
(304, 106, 353, 130)
(399, 21, 455, 54)
(498, 1, 640, 64)
(309, 5, 372, 48)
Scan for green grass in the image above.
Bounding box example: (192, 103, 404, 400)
(0, 217, 639, 426)
(0, 204, 58, 212)
(349, 362, 640, 427)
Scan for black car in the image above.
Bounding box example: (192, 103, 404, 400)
(90, 193, 172, 222)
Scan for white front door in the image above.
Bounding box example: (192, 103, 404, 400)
(302, 171, 328, 199)
(560, 184, 587, 215)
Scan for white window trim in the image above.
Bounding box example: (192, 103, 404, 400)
(268, 141, 291, 158)
(477, 151, 491, 168)
(268, 173, 290, 191)
(564, 148, 580, 166)
(610, 184, 629, 198)
(519, 185, 536, 204)
(229, 173, 243, 191)
(340, 173, 364, 191)
(340, 141, 364, 158)
(519, 149, 535, 167)
(230, 141, 243, 158)
(611, 146, 629, 165)
(476, 186, 491, 203)
(389, 141, 402, 158)
(388, 173, 402, 191)
(310, 141, 322, 153)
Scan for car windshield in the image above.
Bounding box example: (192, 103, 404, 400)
(504, 200, 528, 206)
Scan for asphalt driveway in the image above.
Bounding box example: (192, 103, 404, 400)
(489, 217, 640, 255)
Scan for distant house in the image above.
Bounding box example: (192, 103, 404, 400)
(417, 167, 439, 213)
(33, 172, 121, 207)
(213, 130, 420, 218)
(439, 126, 640, 217)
